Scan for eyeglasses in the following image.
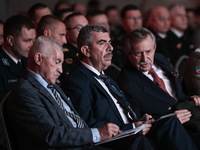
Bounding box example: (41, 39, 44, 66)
(67, 25, 83, 30)
(125, 16, 142, 20)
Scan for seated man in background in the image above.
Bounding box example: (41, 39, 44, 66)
(117, 27, 200, 149)
(5, 36, 153, 150)
(146, 5, 171, 61)
(28, 3, 52, 28)
(61, 25, 198, 150)
(63, 12, 88, 72)
(37, 15, 68, 85)
(0, 15, 36, 102)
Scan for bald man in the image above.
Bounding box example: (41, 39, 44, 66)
(146, 5, 171, 60)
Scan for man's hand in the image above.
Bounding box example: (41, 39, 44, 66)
(191, 95, 200, 106)
(174, 109, 191, 124)
(134, 113, 153, 135)
(98, 123, 122, 141)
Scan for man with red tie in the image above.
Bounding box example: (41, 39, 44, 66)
(117, 27, 200, 149)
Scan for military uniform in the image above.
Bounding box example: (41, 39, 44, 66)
(112, 27, 128, 69)
(0, 46, 27, 101)
(148, 28, 171, 62)
(166, 30, 195, 67)
(63, 42, 79, 72)
(183, 49, 200, 96)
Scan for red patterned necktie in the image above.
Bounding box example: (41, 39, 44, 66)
(148, 68, 169, 94)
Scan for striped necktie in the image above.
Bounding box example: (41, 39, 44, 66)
(47, 84, 84, 128)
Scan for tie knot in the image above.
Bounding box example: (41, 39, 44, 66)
(99, 74, 110, 82)
(47, 84, 54, 90)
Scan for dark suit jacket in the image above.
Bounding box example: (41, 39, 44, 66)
(61, 63, 133, 131)
(117, 53, 186, 119)
(0, 46, 27, 101)
(6, 70, 93, 150)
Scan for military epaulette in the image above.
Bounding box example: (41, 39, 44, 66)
(1, 58, 10, 66)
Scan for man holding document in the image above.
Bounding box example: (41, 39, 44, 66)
(117, 27, 200, 149)
(62, 25, 198, 150)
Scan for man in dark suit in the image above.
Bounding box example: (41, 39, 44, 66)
(6, 36, 153, 150)
(0, 15, 36, 102)
(117, 27, 200, 149)
(61, 25, 198, 150)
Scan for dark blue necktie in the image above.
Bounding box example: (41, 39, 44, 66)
(47, 84, 85, 128)
(96, 74, 137, 122)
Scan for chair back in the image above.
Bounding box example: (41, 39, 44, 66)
(0, 91, 18, 150)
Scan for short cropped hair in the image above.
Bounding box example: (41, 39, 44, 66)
(37, 15, 64, 36)
(28, 3, 49, 21)
(64, 12, 83, 29)
(77, 25, 108, 59)
(86, 9, 105, 20)
(4, 15, 35, 40)
(124, 27, 156, 56)
(121, 4, 140, 18)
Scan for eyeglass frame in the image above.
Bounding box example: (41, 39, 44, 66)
(66, 25, 83, 30)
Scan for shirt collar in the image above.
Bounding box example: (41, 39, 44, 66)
(27, 68, 49, 89)
(157, 32, 167, 39)
(81, 61, 104, 76)
(170, 28, 184, 38)
(2, 46, 21, 64)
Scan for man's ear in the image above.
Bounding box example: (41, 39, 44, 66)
(34, 52, 43, 65)
(7, 35, 14, 46)
(81, 46, 91, 57)
(43, 29, 51, 37)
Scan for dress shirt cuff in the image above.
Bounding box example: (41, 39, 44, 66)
(132, 123, 136, 129)
(91, 128, 100, 143)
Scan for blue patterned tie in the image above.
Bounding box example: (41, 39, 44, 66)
(47, 84, 84, 128)
(97, 74, 137, 122)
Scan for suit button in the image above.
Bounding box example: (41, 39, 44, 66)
(168, 107, 171, 110)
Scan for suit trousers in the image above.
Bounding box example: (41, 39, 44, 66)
(146, 117, 197, 150)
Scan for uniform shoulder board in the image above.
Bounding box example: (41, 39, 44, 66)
(2, 58, 10, 66)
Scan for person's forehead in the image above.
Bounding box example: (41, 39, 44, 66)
(125, 10, 141, 17)
(92, 31, 110, 40)
(35, 7, 51, 18)
(71, 15, 88, 25)
(91, 14, 107, 22)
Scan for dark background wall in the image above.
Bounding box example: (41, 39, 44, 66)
(1, 0, 200, 21)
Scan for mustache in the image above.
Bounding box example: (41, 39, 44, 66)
(55, 72, 60, 76)
(139, 59, 151, 65)
(104, 52, 113, 58)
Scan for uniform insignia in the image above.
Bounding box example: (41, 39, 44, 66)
(2, 58, 10, 66)
(65, 58, 73, 64)
(194, 66, 200, 76)
(8, 79, 18, 83)
(176, 43, 182, 49)
(76, 53, 79, 57)
(64, 48, 69, 52)
(172, 72, 179, 78)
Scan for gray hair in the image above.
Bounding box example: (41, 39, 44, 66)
(168, 4, 185, 17)
(124, 27, 156, 56)
(28, 36, 64, 61)
(77, 25, 108, 59)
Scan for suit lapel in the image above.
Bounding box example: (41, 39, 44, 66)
(127, 60, 176, 105)
(24, 71, 75, 126)
(78, 64, 125, 123)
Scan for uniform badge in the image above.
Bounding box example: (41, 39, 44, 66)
(194, 66, 200, 76)
(8, 79, 18, 83)
(65, 58, 73, 64)
(176, 43, 182, 49)
(2, 58, 10, 66)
